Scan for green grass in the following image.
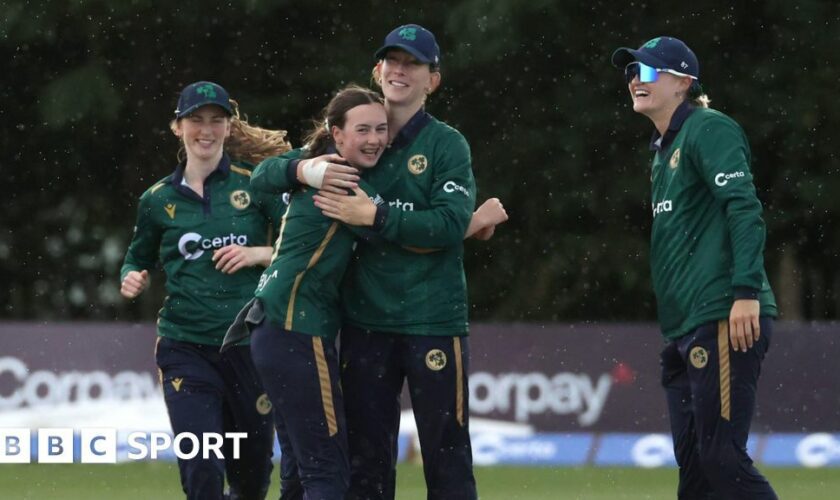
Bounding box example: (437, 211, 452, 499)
(0, 463, 836, 499)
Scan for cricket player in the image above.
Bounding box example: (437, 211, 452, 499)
(612, 37, 779, 499)
(221, 84, 393, 499)
(120, 81, 289, 500)
(251, 24, 493, 500)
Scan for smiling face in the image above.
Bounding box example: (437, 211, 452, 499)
(628, 68, 692, 120)
(332, 103, 388, 168)
(173, 105, 231, 163)
(377, 49, 440, 107)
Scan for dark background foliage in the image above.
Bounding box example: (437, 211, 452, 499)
(2, 0, 837, 322)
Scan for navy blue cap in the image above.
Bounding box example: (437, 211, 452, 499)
(611, 37, 699, 79)
(374, 24, 440, 67)
(175, 81, 233, 118)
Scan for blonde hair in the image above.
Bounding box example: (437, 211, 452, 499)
(170, 99, 292, 164)
(687, 81, 711, 108)
(226, 100, 292, 164)
(693, 94, 711, 108)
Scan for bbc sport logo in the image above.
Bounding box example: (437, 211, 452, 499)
(0, 428, 248, 463)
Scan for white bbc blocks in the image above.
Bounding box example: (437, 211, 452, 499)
(80, 428, 117, 463)
(1, 428, 116, 463)
(38, 428, 74, 463)
(0, 428, 31, 463)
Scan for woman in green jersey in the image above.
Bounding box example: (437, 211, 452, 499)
(295, 24, 500, 500)
(612, 38, 778, 499)
(120, 81, 290, 500)
(223, 84, 389, 499)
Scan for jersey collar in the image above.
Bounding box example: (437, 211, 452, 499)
(170, 153, 231, 207)
(389, 108, 432, 150)
(171, 152, 231, 187)
(649, 101, 696, 152)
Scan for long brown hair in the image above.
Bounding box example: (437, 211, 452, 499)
(301, 84, 384, 159)
(170, 100, 292, 164)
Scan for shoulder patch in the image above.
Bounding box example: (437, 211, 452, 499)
(230, 165, 252, 177)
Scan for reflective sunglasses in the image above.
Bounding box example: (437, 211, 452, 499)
(624, 62, 696, 84)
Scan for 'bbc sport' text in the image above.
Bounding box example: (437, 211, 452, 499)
(0, 429, 248, 463)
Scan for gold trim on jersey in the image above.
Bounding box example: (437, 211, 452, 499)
(284, 222, 339, 330)
(313, 337, 339, 437)
(271, 202, 292, 262)
(230, 165, 252, 177)
(454, 337, 465, 427)
(403, 246, 440, 254)
(154, 337, 163, 391)
(718, 320, 731, 421)
(150, 182, 166, 194)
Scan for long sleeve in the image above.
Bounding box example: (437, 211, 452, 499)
(375, 131, 476, 247)
(251, 148, 303, 194)
(695, 116, 766, 291)
(120, 193, 161, 281)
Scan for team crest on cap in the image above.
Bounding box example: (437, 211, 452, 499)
(196, 83, 217, 98)
(643, 37, 662, 49)
(171, 377, 184, 392)
(230, 190, 251, 210)
(408, 154, 428, 175)
(164, 203, 176, 220)
(425, 349, 447, 371)
(689, 346, 708, 369)
(256, 393, 272, 415)
(399, 27, 417, 40)
(670, 148, 681, 169)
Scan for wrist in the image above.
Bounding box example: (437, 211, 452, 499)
(364, 205, 377, 226)
(294, 159, 307, 183)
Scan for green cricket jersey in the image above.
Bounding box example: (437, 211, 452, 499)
(121, 154, 285, 345)
(648, 103, 777, 340)
(252, 111, 476, 336)
(253, 148, 380, 339)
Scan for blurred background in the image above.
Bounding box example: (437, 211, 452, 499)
(1, 1, 839, 498)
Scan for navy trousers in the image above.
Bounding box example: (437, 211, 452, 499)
(341, 326, 477, 500)
(661, 318, 778, 500)
(249, 321, 350, 500)
(155, 337, 274, 500)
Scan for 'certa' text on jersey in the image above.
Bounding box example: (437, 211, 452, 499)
(178, 232, 249, 260)
(443, 180, 470, 197)
(652, 200, 673, 218)
(714, 171, 745, 186)
(388, 199, 415, 211)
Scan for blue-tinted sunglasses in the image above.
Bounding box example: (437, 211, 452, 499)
(624, 62, 696, 84)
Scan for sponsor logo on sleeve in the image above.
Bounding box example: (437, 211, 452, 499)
(443, 180, 470, 197)
(164, 203, 176, 220)
(714, 171, 745, 186)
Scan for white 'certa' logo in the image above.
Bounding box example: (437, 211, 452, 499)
(714, 171, 745, 186)
(178, 232, 249, 260)
(443, 181, 470, 197)
(178, 233, 204, 260)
